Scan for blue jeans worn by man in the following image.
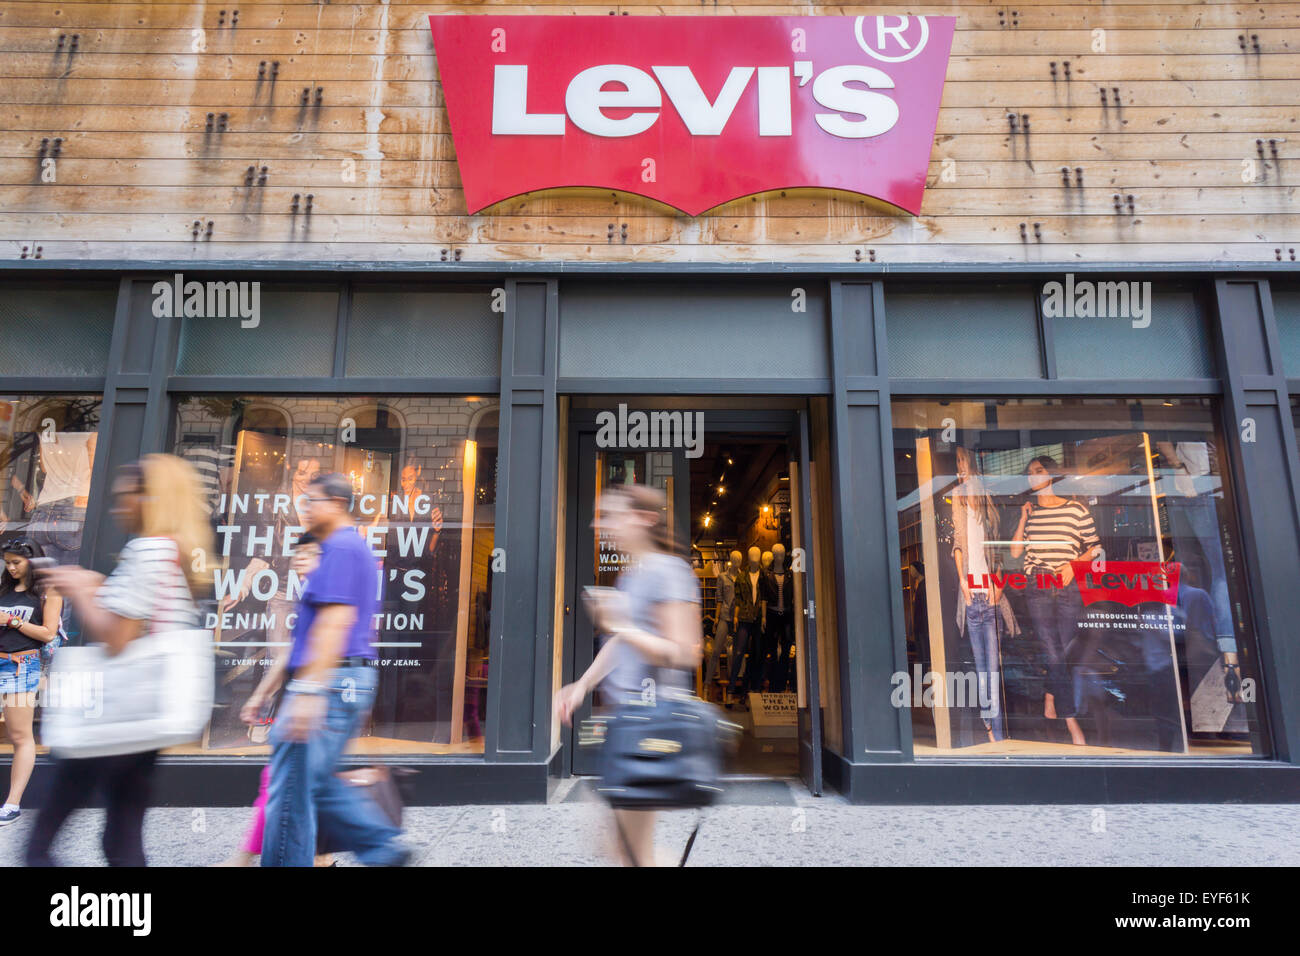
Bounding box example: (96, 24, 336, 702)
(262, 474, 408, 867)
(261, 664, 406, 866)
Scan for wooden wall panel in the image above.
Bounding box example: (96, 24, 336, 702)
(0, 0, 1297, 265)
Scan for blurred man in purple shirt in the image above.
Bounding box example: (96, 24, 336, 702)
(261, 473, 408, 866)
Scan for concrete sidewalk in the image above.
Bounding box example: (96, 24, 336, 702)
(1, 778, 1297, 866)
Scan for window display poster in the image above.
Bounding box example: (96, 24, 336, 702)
(175, 395, 498, 753)
(894, 398, 1258, 757)
(0, 396, 101, 567)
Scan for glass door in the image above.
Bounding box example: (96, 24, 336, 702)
(568, 430, 687, 774)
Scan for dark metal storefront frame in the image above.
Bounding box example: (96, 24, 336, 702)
(558, 404, 825, 789)
(2, 265, 1299, 804)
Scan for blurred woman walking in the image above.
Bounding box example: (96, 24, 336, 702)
(26, 454, 211, 866)
(554, 484, 704, 866)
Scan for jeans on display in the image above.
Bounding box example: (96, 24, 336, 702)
(1024, 579, 1085, 719)
(964, 593, 1004, 740)
(261, 664, 406, 867)
(1168, 493, 1235, 651)
(27, 499, 86, 566)
(704, 613, 731, 688)
(1136, 623, 1184, 752)
(26, 750, 159, 866)
(748, 623, 768, 691)
(762, 610, 795, 694)
(728, 620, 757, 694)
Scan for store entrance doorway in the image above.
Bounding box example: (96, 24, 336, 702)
(563, 400, 825, 793)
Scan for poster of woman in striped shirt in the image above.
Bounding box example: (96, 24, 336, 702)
(1010, 455, 1101, 747)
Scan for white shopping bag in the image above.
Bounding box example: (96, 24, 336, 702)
(41, 629, 215, 758)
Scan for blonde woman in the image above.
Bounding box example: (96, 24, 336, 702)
(27, 454, 212, 867)
(950, 446, 1005, 743)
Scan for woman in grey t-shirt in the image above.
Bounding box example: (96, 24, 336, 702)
(555, 484, 702, 866)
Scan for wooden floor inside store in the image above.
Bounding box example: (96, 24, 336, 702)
(914, 739, 1252, 757)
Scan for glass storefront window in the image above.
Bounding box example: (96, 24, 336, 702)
(892, 397, 1265, 757)
(171, 395, 498, 755)
(0, 395, 102, 567)
(0, 395, 103, 759)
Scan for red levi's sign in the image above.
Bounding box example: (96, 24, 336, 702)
(429, 15, 956, 215)
(1068, 561, 1183, 609)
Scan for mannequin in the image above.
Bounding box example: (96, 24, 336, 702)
(28, 431, 97, 565)
(756, 550, 773, 690)
(1156, 440, 1239, 699)
(704, 549, 741, 697)
(728, 545, 765, 705)
(761, 543, 796, 693)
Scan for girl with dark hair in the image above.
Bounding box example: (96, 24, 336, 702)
(1010, 455, 1100, 747)
(0, 537, 64, 825)
(554, 484, 703, 865)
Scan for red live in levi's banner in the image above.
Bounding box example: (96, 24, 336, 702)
(968, 561, 1182, 608)
(1068, 561, 1182, 608)
(429, 15, 956, 216)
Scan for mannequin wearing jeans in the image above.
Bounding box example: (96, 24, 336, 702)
(760, 544, 796, 694)
(749, 550, 774, 689)
(950, 447, 1005, 743)
(1157, 440, 1240, 690)
(1011, 456, 1100, 747)
(729, 546, 764, 701)
(703, 552, 740, 694)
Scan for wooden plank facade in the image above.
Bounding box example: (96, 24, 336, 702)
(0, 0, 1297, 264)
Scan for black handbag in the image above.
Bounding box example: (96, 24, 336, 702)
(590, 680, 735, 811)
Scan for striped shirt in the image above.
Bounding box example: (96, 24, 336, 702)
(1022, 500, 1099, 573)
(179, 444, 234, 517)
(97, 536, 200, 632)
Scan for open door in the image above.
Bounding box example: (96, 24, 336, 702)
(790, 408, 824, 795)
(567, 427, 688, 775)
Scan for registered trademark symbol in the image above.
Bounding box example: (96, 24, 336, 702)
(854, 15, 930, 63)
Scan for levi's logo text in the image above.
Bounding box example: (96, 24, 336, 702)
(967, 561, 1182, 608)
(429, 15, 955, 215)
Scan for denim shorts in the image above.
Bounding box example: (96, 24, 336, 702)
(0, 653, 41, 696)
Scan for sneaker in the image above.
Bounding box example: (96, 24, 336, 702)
(0, 808, 20, 826)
